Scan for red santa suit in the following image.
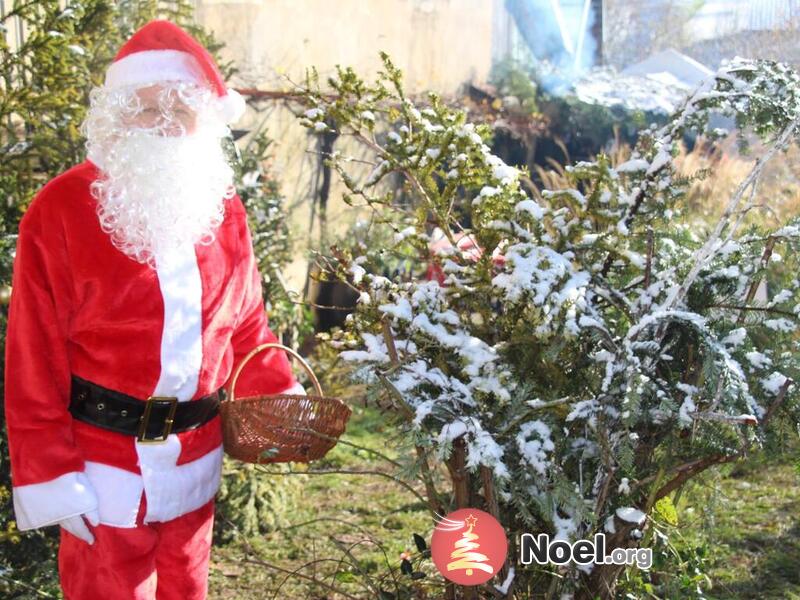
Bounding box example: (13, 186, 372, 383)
(3, 20, 302, 600)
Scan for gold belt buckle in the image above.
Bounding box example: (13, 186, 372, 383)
(137, 396, 178, 443)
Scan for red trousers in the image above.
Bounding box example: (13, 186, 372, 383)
(58, 493, 215, 600)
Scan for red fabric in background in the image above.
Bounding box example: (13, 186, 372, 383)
(425, 230, 506, 285)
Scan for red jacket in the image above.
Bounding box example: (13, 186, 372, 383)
(5, 160, 302, 529)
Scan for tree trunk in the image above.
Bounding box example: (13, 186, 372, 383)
(445, 435, 477, 600)
(481, 466, 512, 598)
(446, 435, 471, 510)
(575, 521, 639, 600)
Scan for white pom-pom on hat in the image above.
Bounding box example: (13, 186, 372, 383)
(216, 88, 246, 124)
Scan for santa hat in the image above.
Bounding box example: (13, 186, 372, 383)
(104, 20, 246, 124)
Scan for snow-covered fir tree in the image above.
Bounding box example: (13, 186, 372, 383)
(295, 55, 800, 598)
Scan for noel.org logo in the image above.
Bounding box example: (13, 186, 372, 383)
(430, 508, 652, 586)
(431, 508, 508, 586)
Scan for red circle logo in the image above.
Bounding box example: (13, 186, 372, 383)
(430, 508, 508, 585)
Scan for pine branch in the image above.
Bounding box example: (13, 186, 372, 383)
(713, 304, 795, 318)
(653, 453, 743, 501)
(737, 235, 776, 325)
(662, 119, 798, 312)
(760, 377, 795, 427)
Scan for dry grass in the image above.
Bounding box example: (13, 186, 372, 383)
(676, 134, 800, 228)
(527, 131, 800, 229)
(526, 128, 634, 202)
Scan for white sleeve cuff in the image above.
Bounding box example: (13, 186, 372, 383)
(281, 381, 307, 396)
(13, 471, 99, 531)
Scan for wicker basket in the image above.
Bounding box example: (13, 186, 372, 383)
(220, 343, 351, 464)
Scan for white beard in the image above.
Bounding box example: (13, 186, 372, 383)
(89, 126, 234, 267)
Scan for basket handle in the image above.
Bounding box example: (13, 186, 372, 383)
(227, 342, 323, 402)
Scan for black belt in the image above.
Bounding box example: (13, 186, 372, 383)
(69, 375, 224, 443)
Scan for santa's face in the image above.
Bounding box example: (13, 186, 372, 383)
(82, 81, 235, 268)
(124, 84, 199, 136)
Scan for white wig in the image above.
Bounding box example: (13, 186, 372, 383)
(81, 81, 236, 268)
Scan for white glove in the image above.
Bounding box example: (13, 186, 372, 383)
(58, 508, 100, 545)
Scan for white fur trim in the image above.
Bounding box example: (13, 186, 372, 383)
(216, 88, 246, 124)
(84, 461, 144, 528)
(136, 437, 223, 524)
(153, 243, 203, 402)
(281, 381, 307, 396)
(105, 49, 207, 90)
(12, 471, 99, 530)
(128, 225, 219, 524)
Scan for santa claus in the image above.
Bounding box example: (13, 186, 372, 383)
(4, 20, 304, 600)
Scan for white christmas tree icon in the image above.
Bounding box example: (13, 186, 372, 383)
(444, 513, 494, 576)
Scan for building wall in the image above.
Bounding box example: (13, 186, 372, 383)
(689, 0, 800, 41)
(603, 0, 800, 69)
(193, 0, 497, 291)
(196, 0, 494, 93)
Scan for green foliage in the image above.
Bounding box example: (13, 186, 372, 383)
(1, 0, 115, 219)
(489, 58, 665, 158)
(291, 54, 800, 597)
(619, 523, 713, 600)
(213, 460, 306, 543)
(488, 58, 540, 116)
